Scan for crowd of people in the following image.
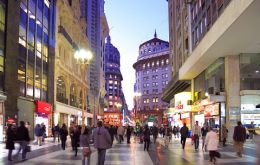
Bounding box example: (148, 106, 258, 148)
(4, 119, 258, 165)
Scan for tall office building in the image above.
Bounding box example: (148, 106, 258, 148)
(133, 32, 170, 125)
(54, 0, 92, 127)
(164, 0, 260, 139)
(81, 0, 109, 124)
(1, 0, 56, 139)
(104, 36, 125, 125)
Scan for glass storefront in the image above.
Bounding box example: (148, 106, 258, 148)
(241, 95, 260, 126)
(240, 53, 260, 90)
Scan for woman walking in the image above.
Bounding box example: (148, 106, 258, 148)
(6, 124, 15, 162)
(80, 127, 91, 165)
(205, 127, 219, 164)
(71, 125, 80, 157)
(143, 125, 151, 151)
(60, 124, 68, 150)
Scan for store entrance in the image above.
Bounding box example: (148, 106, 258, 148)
(35, 115, 49, 136)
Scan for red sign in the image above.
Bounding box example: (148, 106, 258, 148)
(35, 100, 52, 115)
(176, 104, 183, 109)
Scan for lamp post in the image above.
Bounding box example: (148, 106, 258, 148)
(74, 49, 93, 126)
(134, 92, 141, 123)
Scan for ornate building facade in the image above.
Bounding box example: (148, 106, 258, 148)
(104, 36, 125, 125)
(54, 0, 91, 126)
(133, 32, 170, 125)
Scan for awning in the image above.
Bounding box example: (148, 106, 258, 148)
(162, 73, 190, 103)
(35, 100, 52, 115)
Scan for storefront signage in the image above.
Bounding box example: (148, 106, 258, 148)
(176, 104, 183, 110)
(204, 103, 219, 117)
(35, 100, 52, 115)
(174, 92, 192, 112)
(181, 113, 190, 119)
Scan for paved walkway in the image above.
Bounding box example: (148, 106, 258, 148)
(0, 136, 259, 164)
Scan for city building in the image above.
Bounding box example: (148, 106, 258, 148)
(1, 0, 56, 139)
(104, 36, 125, 125)
(0, 0, 7, 141)
(133, 32, 170, 126)
(164, 0, 260, 140)
(54, 0, 92, 127)
(82, 0, 109, 125)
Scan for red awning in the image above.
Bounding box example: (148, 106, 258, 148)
(35, 100, 52, 115)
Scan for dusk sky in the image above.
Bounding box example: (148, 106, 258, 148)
(105, 0, 169, 110)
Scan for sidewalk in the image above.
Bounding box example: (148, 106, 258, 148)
(0, 137, 62, 160)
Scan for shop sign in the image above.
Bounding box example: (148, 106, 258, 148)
(181, 113, 189, 119)
(148, 115, 156, 122)
(174, 114, 180, 121)
(35, 100, 52, 115)
(204, 103, 219, 117)
(175, 104, 183, 110)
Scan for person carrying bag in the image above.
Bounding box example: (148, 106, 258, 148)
(80, 127, 91, 165)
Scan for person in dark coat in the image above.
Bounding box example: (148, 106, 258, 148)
(180, 123, 189, 149)
(6, 124, 15, 162)
(152, 125, 159, 144)
(108, 125, 115, 146)
(233, 121, 247, 157)
(71, 125, 80, 157)
(126, 125, 132, 144)
(16, 121, 30, 161)
(34, 124, 43, 146)
(143, 125, 151, 151)
(60, 124, 68, 150)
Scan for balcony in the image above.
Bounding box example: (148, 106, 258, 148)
(58, 25, 78, 50)
(56, 95, 68, 104)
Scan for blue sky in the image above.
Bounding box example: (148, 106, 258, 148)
(105, 0, 169, 109)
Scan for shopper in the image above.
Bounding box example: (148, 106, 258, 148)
(6, 124, 15, 162)
(16, 121, 30, 161)
(117, 124, 125, 143)
(152, 125, 159, 144)
(60, 124, 68, 150)
(80, 127, 91, 165)
(180, 123, 189, 149)
(71, 125, 80, 157)
(201, 123, 208, 150)
(93, 121, 111, 165)
(34, 124, 43, 146)
(126, 125, 132, 144)
(192, 121, 201, 150)
(53, 124, 60, 142)
(205, 127, 220, 164)
(143, 125, 151, 151)
(247, 121, 256, 142)
(233, 121, 247, 157)
(222, 124, 228, 146)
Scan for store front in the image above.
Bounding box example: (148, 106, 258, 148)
(35, 100, 52, 137)
(241, 94, 260, 125)
(104, 113, 121, 126)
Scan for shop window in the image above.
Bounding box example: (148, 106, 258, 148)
(56, 76, 67, 104)
(70, 84, 77, 107)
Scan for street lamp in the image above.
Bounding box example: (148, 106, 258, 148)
(74, 49, 93, 126)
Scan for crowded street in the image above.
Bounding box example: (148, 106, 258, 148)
(0, 135, 257, 165)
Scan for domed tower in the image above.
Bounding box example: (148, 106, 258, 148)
(104, 36, 124, 125)
(133, 31, 170, 125)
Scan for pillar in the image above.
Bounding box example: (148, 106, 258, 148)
(225, 55, 241, 142)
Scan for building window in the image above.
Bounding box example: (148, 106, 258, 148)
(166, 59, 169, 65)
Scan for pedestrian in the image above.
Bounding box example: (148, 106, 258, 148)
(233, 121, 247, 157)
(192, 121, 201, 150)
(143, 125, 151, 151)
(164, 126, 171, 148)
(80, 127, 91, 165)
(71, 125, 80, 157)
(222, 124, 228, 146)
(52, 124, 60, 142)
(6, 124, 15, 162)
(15, 121, 30, 161)
(93, 121, 112, 165)
(180, 123, 189, 149)
(201, 123, 208, 150)
(69, 122, 75, 150)
(41, 123, 46, 142)
(247, 121, 256, 142)
(117, 124, 125, 143)
(173, 126, 177, 139)
(108, 125, 115, 146)
(60, 124, 68, 150)
(176, 125, 180, 139)
(34, 124, 43, 146)
(205, 127, 220, 164)
(126, 125, 132, 144)
(152, 125, 159, 144)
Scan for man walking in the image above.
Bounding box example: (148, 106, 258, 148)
(152, 125, 159, 144)
(233, 121, 247, 157)
(180, 123, 189, 149)
(16, 121, 30, 161)
(192, 121, 201, 150)
(93, 121, 112, 165)
(126, 125, 132, 144)
(117, 124, 125, 143)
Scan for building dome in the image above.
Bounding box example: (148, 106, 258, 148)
(138, 31, 169, 60)
(105, 35, 120, 66)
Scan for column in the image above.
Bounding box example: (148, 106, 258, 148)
(225, 55, 241, 142)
